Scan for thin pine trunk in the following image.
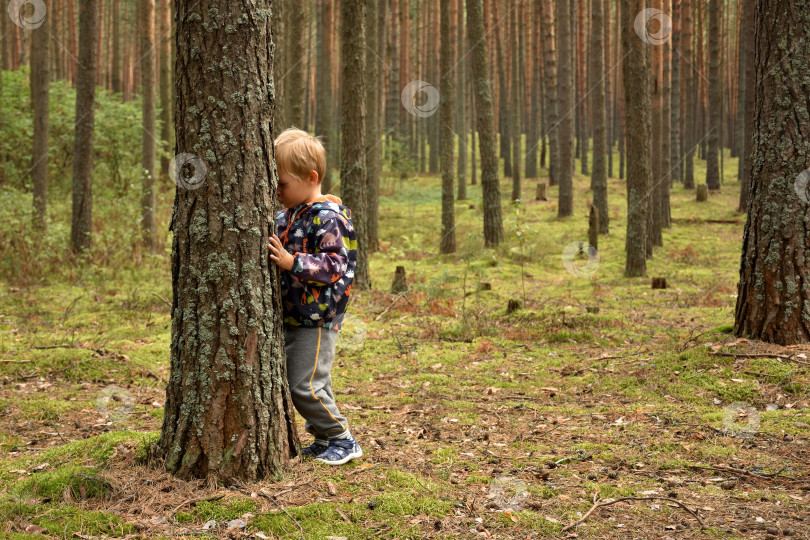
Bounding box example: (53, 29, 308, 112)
(70, 0, 98, 252)
(590, 0, 608, 234)
(467, 0, 504, 247)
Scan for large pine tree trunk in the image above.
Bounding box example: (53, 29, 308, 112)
(70, 0, 98, 252)
(31, 17, 49, 232)
(590, 0, 607, 234)
(556, 0, 574, 217)
(340, 0, 371, 289)
(440, 0, 456, 254)
(467, 0, 503, 247)
(140, 0, 157, 251)
(705, 0, 721, 190)
(734, 0, 810, 345)
(160, 0, 298, 482)
(621, 0, 651, 277)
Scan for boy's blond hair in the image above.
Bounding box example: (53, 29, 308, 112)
(274, 127, 326, 184)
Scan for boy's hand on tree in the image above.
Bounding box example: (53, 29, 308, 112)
(268, 234, 295, 271)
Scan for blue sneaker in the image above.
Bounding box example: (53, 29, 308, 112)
(315, 435, 363, 465)
(301, 440, 328, 457)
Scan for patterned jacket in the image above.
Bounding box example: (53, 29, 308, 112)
(274, 194, 357, 331)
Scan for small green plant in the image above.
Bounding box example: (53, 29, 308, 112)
(504, 198, 531, 306)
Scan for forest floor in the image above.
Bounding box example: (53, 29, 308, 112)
(1, 152, 809, 539)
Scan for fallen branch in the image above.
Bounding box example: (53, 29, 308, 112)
(709, 351, 810, 366)
(560, 493, 705, 533)
(687, 464, 794, 482)
(374, 292, 412, 321)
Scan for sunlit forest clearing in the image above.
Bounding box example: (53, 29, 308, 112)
(1, 0, 809, 538)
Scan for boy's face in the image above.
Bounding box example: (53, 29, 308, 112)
(277, 169, 319, 209)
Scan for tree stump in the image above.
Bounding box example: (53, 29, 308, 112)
(536, 182, 547, 201)
(506, 299, 521, 314)
(696, 183, 708, 201)
(391, 266, 407, 293)
(479, 282, 492, 291)
(588, 204, 599, 249)
(651, 277, 667, 289)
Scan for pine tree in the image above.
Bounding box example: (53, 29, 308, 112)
(622, 0, 652, 277)
(31, 15, 49, 232)
(734, 0, 810, 345)
(159, 0, 298, 481)
(705, 0, 721, 190)
(140, 0, 157, 251)
(556, 0, 574, 217)
(440, 0, 456, 253)
(340, 0, 371, 289)
(70, 0, 98, 252)
(590, 0, 608, 234)
(467, 0, 504, 247)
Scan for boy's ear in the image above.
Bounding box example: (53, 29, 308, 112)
(308, 170, 319, 185)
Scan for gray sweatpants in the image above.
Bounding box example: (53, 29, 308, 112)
(284, 325, 350, 442)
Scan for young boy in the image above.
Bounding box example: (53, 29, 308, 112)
(267, 128, 363, 466)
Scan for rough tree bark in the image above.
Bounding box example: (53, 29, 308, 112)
(733, 0, 810, 345)
(159, 0, 298, 482)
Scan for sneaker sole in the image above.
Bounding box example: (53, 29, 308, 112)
(315, 447, 363, 466)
